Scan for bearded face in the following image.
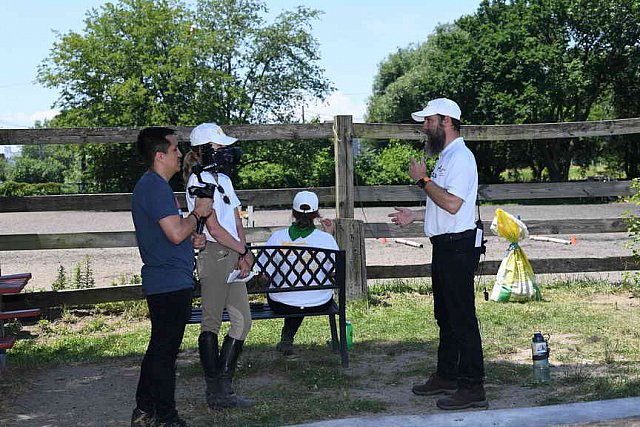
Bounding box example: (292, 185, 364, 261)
(422, 117, 446, 156)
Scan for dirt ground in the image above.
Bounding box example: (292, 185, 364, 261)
(0, 203, 638, 426)
(0, 348, 558, 427)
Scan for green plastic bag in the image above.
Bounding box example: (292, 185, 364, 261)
(489, 208, 541, 302)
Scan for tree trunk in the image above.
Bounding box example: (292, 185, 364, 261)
(538, 139, 572, 182)
(625, 137, 640, 179)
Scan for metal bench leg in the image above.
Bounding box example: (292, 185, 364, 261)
(339, 315, 349, 368)
(0, 350, 6, 375)
(329, 315, 339, 353)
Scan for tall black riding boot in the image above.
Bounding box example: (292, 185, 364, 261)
(213, 335, 253, 408)
(276, 317, 303, 355)
(198, 331, 222, 409)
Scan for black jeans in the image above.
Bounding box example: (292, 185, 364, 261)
(135, 287, 192, 422)
(430, 234, 484, 387)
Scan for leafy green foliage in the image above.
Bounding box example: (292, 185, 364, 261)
(51, 256, 96, 290)
(51, 266, 68, 292)
(355, 141, 428, 185)
(6, 156, 65, 184)
(237, 139, 334, 189)
(0, 181, 67, 196)
(367, 0, 640, 182)
(623, 178, 640, 288)
(0, 156, 8, 181)
(36, 0, 333, 191)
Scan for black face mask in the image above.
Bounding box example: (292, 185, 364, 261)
(200, 145, 243, 176)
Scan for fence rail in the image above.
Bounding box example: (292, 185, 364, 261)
(0, 181, 632, 213)
(0, 218, 630, 252)
(3, 117, 640, 145)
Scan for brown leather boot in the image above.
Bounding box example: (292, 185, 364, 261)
(411, 373, 457, 396)
(436, 384, 488, 410)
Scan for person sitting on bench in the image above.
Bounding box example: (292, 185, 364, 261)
(263, 191, 339, 356)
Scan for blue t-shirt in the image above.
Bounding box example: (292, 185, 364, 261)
(131, 171, 195, 296)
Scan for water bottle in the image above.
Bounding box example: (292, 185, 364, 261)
(346, 321, 353, 349)
(532, 332, 550, 383)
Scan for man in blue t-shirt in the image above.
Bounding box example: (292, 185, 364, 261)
(130, 127, 212, 427)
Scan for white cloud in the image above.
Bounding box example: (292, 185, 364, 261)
(0, 109, 59, 129)
(303, 92, 366, 123)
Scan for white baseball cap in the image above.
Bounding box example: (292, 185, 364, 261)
(292, 191, 319, 213)
(411, 98, 462, 122)
(190, 123, 237, 147)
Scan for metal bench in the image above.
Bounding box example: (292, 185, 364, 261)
(187, 245, 349, 368)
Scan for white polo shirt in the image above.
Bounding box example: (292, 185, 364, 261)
(424, 137, 478, 237)
(263, 228, 339, 307)
(186, 171, 241, 242)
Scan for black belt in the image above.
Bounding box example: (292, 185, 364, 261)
(430, 229, 476, 245)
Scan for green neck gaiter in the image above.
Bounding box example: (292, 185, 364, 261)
(288, 224, 315, 240)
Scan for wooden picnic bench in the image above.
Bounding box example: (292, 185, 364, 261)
(187, 245, 349, 368)
(0, 272, 40, 372)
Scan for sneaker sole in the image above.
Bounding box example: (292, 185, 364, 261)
(412, 387, 456, 396)
(436, 399, 489, 410)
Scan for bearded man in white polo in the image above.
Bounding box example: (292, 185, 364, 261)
(389, 98, 487, 410)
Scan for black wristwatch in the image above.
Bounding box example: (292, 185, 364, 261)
(416, 177, 431, 189)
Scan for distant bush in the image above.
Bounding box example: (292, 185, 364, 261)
(356, 141, 429, 185)
(0, 181, 67, 196)
(623, 178, 640, 290)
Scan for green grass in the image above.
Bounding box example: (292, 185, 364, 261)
(4, 277, 640, 426)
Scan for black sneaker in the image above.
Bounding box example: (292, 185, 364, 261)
(130, 408, 154, 427)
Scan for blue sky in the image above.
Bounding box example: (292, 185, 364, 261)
(0, 0, 481, 128)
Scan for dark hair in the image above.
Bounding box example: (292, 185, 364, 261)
(292, 210, 319, 229)
(136, 127, 176, 168)
(437, 114, 461, 132)
(451, 117, 461, 132)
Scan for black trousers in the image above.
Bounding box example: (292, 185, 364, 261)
(135, 287, 192, 421)
(431, 234, 484, 387)
(267, 295, 334, 333)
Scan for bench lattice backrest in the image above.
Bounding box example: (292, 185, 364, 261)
(247, 245, 344, 295)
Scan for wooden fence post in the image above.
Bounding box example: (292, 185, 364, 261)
(334, 218, 367, 301)
(333, 115, 367, 299)
(333, 115, 354, 219)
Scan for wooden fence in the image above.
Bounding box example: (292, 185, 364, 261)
(1, 118, 639, 308)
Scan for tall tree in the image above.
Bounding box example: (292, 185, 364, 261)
(367, 0, 640, 182)
(190, 0, 332, 124)
(588, 0, 640, 179)
(37, 0, 332, 191)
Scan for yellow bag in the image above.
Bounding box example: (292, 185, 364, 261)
(489, 208, 541, 302)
